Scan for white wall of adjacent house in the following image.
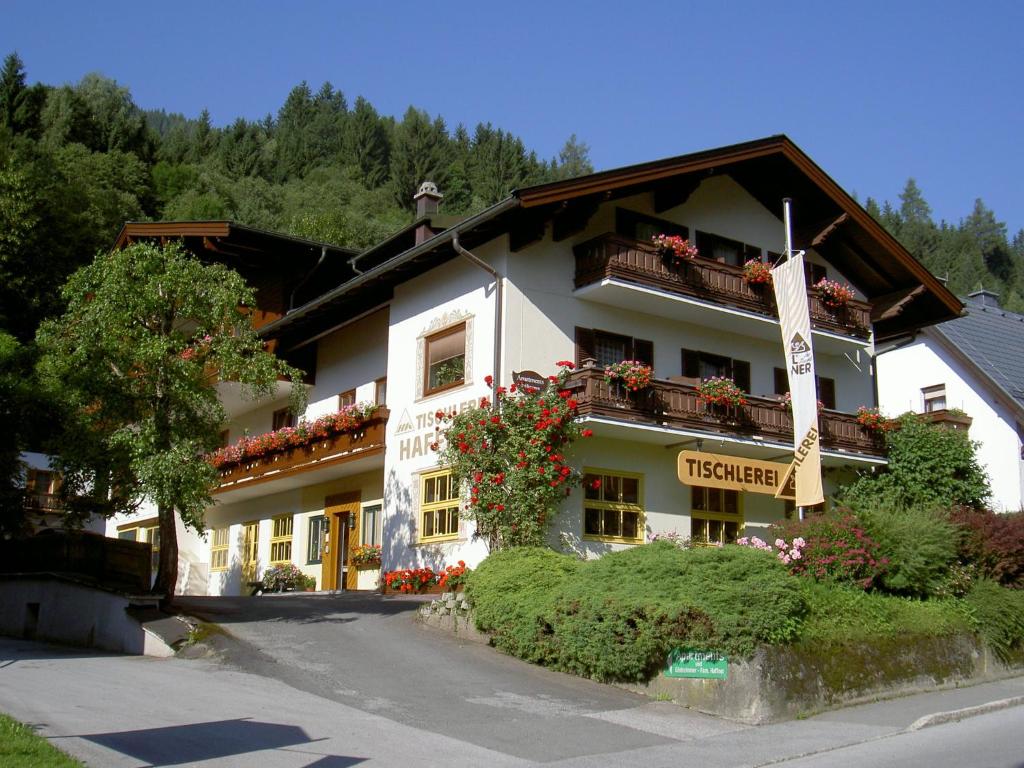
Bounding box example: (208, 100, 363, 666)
(877, 333, 1024, 512)
(377, 176, 876, 570)
(104, 504, 208, 595)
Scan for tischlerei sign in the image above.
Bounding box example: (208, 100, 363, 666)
(677, 450, 794, 499)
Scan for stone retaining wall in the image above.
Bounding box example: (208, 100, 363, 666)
(420, 600, 1022, 723)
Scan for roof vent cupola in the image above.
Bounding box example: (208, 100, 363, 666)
(968, 289, 1001, 308)
(414, 181, 443, 218)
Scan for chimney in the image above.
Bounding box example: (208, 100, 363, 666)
(414, 181, 443, 245)
(968, 289, 1001, 308)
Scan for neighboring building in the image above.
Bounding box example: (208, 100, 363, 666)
(108, 136, 962, 594)
(877, 289, 1024, 512)
(19, 452, 105, 535)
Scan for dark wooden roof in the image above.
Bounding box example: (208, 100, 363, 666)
(258, 136, 963, 348)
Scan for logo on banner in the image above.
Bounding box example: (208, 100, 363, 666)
(789, 332, 812, 376)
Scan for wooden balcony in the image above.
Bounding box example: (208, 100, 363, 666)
(567, 369, 884, 457)
(214, 411, 389, 493)
(574, 234, 872, 341)
(919, 408, 972, 432)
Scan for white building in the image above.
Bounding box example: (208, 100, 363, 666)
(877, 289, 1024, 512)
(108, 136, 962, 594)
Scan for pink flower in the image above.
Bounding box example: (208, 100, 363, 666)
(775, 538, 786, 549)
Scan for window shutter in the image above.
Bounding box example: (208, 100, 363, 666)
(575, 327, 596, 367)
(774, 367, 789, 395)
(682, 349, 700, 378)
(732, 359, 751, 393)
(817, 377, 836, 410)
(633, 338, 654, 367)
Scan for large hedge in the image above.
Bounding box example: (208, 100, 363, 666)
(467, 543, 805, 681)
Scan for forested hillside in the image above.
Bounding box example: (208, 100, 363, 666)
(865, 182, 1024, 313)
(2, 50, 1022, 342)
(0, 53, 592, 340)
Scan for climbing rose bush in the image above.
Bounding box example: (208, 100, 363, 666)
(435, 362, 592, 549)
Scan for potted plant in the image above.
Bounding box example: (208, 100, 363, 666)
(261, 563, 307, 593)
(383, 567, 438, 594)
(651, 234, 699, 267)
(696, 377, 747, 408)
(304, 574, 317, 592)
(438, 561, 471, 592)
(780, 391, 825, 413)
(351, 543, 382, 567)
(604, 360, 653, 393)
(742, 259, 773, 285)
(856, 406, 892, 433)
(814, 277, 855, 309)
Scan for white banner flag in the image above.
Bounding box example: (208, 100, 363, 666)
(771, 254, 824, 507)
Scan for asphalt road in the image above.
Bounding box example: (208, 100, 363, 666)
(1, 592, 1023, 767)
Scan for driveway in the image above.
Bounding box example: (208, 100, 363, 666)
(175, 593, 734, 763)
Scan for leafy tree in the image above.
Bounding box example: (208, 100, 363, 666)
(436, 363, 591, 550)
(554, 133, 594, 180)
(0, 332, 45, 536)
(838, 413, 991, 510)
(0, 53, 45, 137)
(36, 242, 306, 598)
(389, 106, 449, 208)
(345, 96, 390, 189)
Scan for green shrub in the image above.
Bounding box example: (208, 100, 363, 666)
(466, 547, 582, 662)
(854, 502, 959, 598)
(963, 580, 1024, 663)
(949, 508, 1024, 588)
(468, 542, 806, 681)
(771, 510, 888, 588)
(839, 413, 990, 510)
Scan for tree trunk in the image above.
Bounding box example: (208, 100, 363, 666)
(153, 503, 179, 604)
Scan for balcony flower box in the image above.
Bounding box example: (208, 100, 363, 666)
(743, 259, 773, 286)
(604, 360, 653, 393)
(814, 278, 855, 310)
(651, 234, 699, 267)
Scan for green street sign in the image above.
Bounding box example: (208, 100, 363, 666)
(665, 649, 728, 679)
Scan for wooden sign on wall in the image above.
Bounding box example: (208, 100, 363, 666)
(677, 450, 794, 499)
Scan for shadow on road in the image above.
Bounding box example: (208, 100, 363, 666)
(71, 717, 365, 767)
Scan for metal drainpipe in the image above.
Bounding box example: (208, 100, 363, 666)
(452, 232, 501, 411)
(289, 246, 328, 311)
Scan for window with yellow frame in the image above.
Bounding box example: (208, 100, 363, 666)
(690, 486, 742, 545)
(582, 469, 644, 543)
(117, 520, 160, 574)
(210, 527, 230, 571)
(270, 515, 294, 563)
(419, 468, 459, 542)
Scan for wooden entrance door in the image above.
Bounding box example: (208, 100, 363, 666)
(322, 493, 361, 591)
(241, 520, 260, 586)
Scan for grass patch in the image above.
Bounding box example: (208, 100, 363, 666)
(797, 581, 971, 645)
(0, 713, 84, 767)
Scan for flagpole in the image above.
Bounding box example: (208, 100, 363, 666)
(782, 197, 804, 521)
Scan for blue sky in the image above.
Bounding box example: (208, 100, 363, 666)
(4, 0, 1022, 234)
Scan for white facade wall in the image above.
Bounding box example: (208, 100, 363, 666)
(379, 176, 875, 568)
(877, 334, 1024, 512)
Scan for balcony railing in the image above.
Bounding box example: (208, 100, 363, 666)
(574, 234, 872, 340)
(214, 410, 389, 490)
(566, 369, 884, 457)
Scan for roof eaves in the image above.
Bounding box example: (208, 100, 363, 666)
(261, 197, 519, 337)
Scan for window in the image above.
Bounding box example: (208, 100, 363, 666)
(583, 470, 644, 542)
(25, 469, 59, 511)
(784, 499, 826, 520)
(307, 515, 326, 564)
(690, 486, 741, 545)
(773, 368, 837, 410)
(424, 324, 466, 395)
(695, 230, 761, 267)
(337, 389, 356, 409)
(616, 208, 688, 242)
(683, 350, 750, 392)
(144, 525, 160, 575)
(922, 385, 947, 413)
(419, 469, 459, 541)
(270, 515, 294, 563)
(575, 327, 654, 369)
(272, 407, 296, 431)
(362, 503, 381, 546)
(210, 527, 229, 571)
(805, 262, 828, 286)
(375, 377, 387, 406)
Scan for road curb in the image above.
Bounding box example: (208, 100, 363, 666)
(906, 695, 1024, 731)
